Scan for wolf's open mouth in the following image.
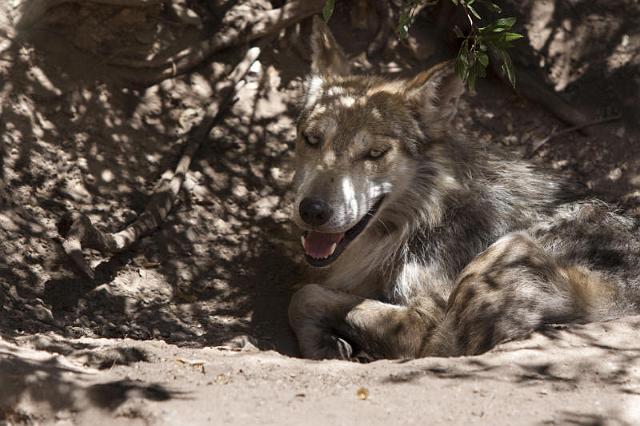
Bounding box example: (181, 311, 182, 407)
(301, 197, 385, 267)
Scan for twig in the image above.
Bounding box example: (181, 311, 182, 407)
(175, 357, 206, 373)
(175, 357, 206, 366)
(58, 47, 261, 279)
(525, 115, 622, 158)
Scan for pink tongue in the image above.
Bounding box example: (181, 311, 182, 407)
(304, 232, 345, 258)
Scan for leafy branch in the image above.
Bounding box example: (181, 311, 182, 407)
(322, 0, 523, 89)
(401, 0, 523, 89)
(322, 0, 336, 22)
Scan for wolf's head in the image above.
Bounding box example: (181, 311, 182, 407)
(293, 16, 464, 267)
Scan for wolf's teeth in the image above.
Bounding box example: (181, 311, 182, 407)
(328, 243, 337, 256)
(301, 235, 306, 248)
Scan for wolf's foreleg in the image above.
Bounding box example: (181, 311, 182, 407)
(288, 284, 442, 360)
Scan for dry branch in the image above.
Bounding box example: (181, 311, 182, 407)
(14, 0, 322, 86)
(525, 114, 622, 158)
(110, 0, 323, 85)
(488, 49, 603, 138)
(511, 68, 595, 135)
(58, 46, 261, 279)
(13, 0, 162, 29)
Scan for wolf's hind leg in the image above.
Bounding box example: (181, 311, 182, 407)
(429, 231, 615, 356)
(289, 284, 442, 360)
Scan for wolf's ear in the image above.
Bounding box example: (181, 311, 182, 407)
(404, 61, 465, 134)
(310, 15, 350, 76)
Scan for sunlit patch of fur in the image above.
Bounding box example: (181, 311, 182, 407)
(339, 96, 356, 107)
(304, 75, 324, 109)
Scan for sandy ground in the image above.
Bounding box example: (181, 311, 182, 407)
(3, 317, 640, 425)
(1, 1, 640, 424)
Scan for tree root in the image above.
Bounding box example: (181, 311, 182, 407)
(525, 114, 622, 158)
(489, 50, 602, 137)
(58, 46, 261, 279)
(510, 68, 595, 135)
(109, 0, 324, 85)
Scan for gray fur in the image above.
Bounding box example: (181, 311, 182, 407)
(288, 19, 640, 360)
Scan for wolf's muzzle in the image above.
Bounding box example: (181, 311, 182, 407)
(299, 197, 334, 226)
(302, 196, 385, 267)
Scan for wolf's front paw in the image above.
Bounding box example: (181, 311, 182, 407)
(300, 332, 354, 360)
(288, 284, 356, 360)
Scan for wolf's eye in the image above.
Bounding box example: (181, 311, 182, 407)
(303, 133, 320, 147)
(367, 148, 387, 159)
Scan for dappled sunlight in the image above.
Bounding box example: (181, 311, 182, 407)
(516, 1, 638, 93)
(0, 0, 638, 357)
(607, 33, 639, 72)
(375, 317, 640, 423)
(0, 336, 178, 420)
(0, 0, 306, 357)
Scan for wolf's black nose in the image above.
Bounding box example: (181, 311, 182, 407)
(299, 197, 333, 226)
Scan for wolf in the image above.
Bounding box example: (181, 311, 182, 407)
(288, 16, 640, 360)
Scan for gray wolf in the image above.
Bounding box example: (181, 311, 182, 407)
(288, 16, 640, 360)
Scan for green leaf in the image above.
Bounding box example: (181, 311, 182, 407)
(504, 32, 524, 42)
(397, 0, 422, 39)
(398, 11, 411, 39)
(478, 23, 503, 34)
(476, 61, 487, 77)
(322, 0, 336, 22)
(455, 56, 465, 80)
(484, 36, 510, 49)
(478, 0, 501, 13)
(477, 51, 489, 67)
(468, 71, 477, 91)
(458, 40, 470, 65)
(494, 17, 516, 29)
(500, 50, 516, 87)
